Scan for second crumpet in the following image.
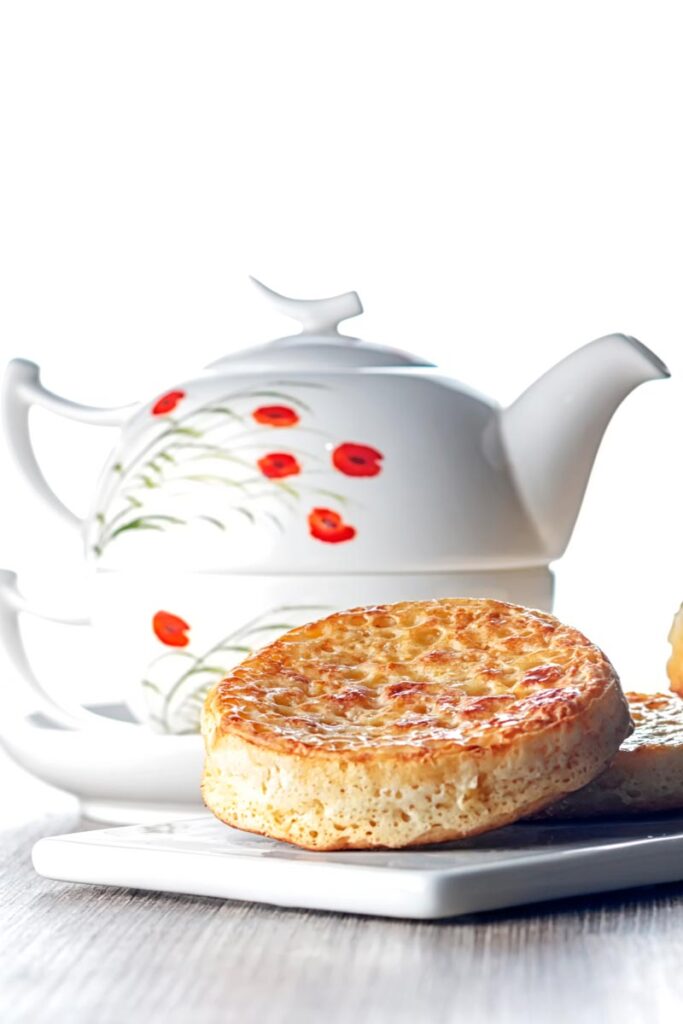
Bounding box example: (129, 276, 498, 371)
(534, 691, 683, 819)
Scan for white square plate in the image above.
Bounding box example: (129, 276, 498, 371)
(32, 814, 683, 920)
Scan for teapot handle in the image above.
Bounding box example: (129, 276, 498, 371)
(1, 359, 136, 530)
(0, 569, 139, 732)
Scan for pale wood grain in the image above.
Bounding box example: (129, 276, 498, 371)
(2, 813, 683, 1024)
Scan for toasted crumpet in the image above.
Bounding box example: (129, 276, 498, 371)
(533, 691, 683, 819)
(667, 604, 683, 697)
(201, 599, 631, 850)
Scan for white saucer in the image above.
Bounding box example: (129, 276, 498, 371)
(1, 704, 204, 823)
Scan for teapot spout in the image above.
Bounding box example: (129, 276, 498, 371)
(500, 334, 670, 559)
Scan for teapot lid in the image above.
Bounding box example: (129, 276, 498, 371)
(206, 278, 434, 372)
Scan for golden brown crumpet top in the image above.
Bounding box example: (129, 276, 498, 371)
(204, 599, 623, 759)
(620, 691, 683, 752)
(537, 691, 683, 819)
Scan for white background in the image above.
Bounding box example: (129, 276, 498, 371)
(0, 1, 682, 809)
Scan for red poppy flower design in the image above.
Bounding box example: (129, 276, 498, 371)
(151, 390, 186, 416)
(332, 442, 384, 477)
(252, 405, 300, 428)
(308, 507, 356, 543)
(257, 452, 301, 479)
(153, 611, 191, 647)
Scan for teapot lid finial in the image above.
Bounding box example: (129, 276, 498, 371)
(208, 278, 431, 370)
(250, 276, 363, 340)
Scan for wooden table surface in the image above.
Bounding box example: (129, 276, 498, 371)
(3, 756, 683, 1024)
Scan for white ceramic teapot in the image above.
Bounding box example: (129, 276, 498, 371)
(0, 279, 669, 736)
